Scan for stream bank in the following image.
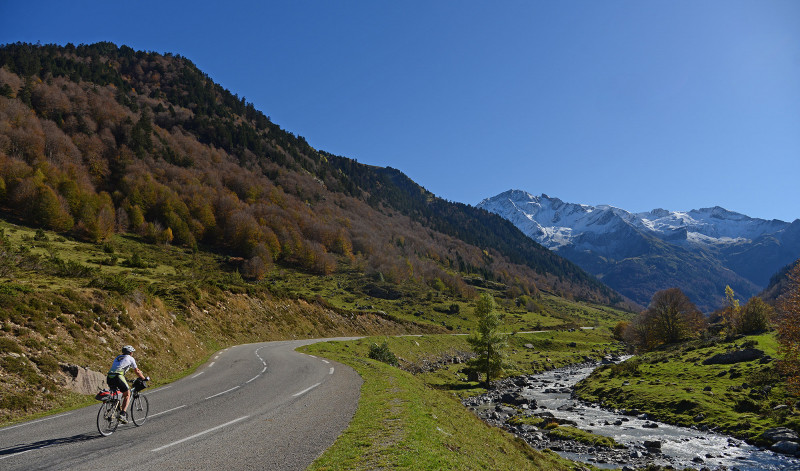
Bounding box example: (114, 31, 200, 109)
(463, 358, 800, 470)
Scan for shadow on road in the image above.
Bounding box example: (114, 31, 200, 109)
(0, 432, 99, 456)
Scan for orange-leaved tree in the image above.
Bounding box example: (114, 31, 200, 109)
(776, 261, 800, 395)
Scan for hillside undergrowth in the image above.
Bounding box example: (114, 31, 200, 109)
(0, 219, 630, 425)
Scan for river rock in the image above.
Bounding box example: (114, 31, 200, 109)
(771, 441, 800, 455)
(501, 391, 535, 407)
(644, 440, 662, 449)
(761, 427, 800, 443)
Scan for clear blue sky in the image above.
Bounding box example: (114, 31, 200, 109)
(2, 1, 799, 221)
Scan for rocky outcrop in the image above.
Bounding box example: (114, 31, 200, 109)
(702, 348, 764, 365)
(59, 364, 107, 395)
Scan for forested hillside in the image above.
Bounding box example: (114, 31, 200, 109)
(762, 258, 800, 302)
(0, 41, 625, 307)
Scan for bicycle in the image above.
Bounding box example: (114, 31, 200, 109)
(96, 377, 150, 436)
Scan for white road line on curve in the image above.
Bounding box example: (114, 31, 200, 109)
(149, 405, 187, 418)
(205, 386, 240, 400)
(150, 416, 249, 452)
(0, 412, 74, 432)
(292, 382, 321, 397)
(261, 367, 267, 373)
(245, 375, 260, 384)
(321, 359, 329, 364)
(208, 361, 215, 367)
(329, 367, 334, 375)
(191, 371, 205, 378)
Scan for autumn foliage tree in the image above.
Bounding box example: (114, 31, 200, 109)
(776, 261, 800, 395)
(624, 288, 705, 351)
(722, 285, 741, 333)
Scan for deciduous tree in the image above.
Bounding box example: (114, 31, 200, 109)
(647, 288, 704, 345)
(739, 296, 771, 335)
(777, 262, 800, 395)
(723, 285, 741, 333)
(625, 288, 705, 350)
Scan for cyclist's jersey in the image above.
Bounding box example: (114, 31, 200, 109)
(108, 354, 137, 376)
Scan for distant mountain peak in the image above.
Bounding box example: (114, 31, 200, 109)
(479, 190, 800, 311)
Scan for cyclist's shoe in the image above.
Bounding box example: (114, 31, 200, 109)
(118, 412, 128, 424)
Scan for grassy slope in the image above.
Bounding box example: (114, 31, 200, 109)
(303, 339, 579, 471)
(575, 333, 800, 444)
(0, 219, 430, 423)
(301, 331, 626, 470)
(0, 218, 631, 425)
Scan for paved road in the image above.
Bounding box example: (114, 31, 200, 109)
(0, 338, 362, 470)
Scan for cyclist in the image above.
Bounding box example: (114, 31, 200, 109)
(107, 345, 147, 424)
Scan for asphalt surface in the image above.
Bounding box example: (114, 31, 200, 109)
(0, 338, 363, 470)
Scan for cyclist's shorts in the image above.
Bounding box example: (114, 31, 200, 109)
(107, 374, 129, 392)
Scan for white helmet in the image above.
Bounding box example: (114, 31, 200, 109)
(122, 345, 135, 354)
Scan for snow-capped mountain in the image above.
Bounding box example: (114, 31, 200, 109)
(478, 190, 800, 311)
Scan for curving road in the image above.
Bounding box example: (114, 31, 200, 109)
(0, 338, 362, 470)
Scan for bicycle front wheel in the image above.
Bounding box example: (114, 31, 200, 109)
(97, 401, 120, 436)
(130, 394, 149, 426)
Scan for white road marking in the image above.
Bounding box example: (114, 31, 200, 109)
(292, 382, 321, 397)
(208, 361, 215, 367)
(306, 354, 317, 359)
(191, 372, 205, 379)
(321, 359, 329, 364)
(148, 385, 173, 394)
(329, 367, 334, 375)
(0, 412, 73, 432)
(149, 405, 187, 418)
(205, 386, 240, 400)
(245, 375, 260, 384)
(0, 448, 34, 460)
(151, 416, 250, 452)
(214, 355, 219, 360)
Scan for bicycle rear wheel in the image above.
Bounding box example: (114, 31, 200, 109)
(130, 394, 149, 426)
(97, 401, 120, 436)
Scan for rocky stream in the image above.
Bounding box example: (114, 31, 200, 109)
(463, 358, 800, 470)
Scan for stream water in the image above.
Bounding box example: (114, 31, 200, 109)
(467, 362, 800, 470)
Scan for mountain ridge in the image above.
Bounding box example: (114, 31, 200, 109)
(0, 42, 627, 308)
(479, 189, 800, 311)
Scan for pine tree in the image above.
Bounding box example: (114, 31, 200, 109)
(467, 294, 507, 387)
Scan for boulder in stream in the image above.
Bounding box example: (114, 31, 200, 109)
(644, 440, 662, 449)
(771, 441, 800, 456)
(761, 427, 800, 443)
